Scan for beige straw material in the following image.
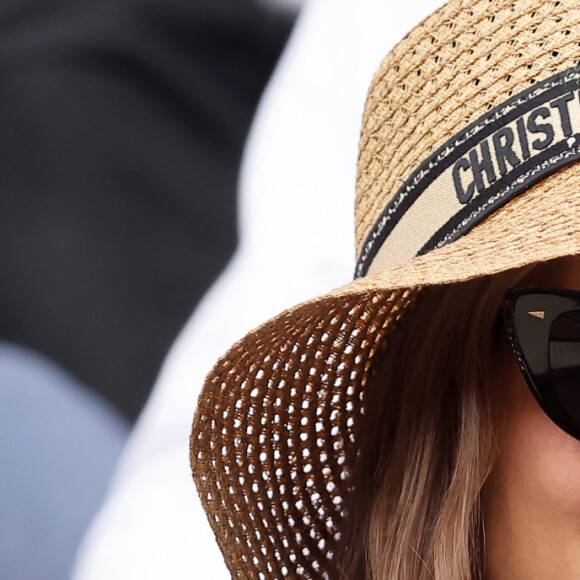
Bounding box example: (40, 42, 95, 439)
(191, 0, 580, 578)
(357, 0, 580, 255)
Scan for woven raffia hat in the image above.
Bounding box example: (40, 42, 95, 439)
(191, 0, 580, 577)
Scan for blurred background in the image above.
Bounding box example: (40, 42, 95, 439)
(1, 0, 446, 577)
(0, 0, 300, 577)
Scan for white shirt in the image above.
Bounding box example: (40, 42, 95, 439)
(73, 1, 446, 577)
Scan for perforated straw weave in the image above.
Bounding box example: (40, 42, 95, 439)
(191, 0, 580, 577)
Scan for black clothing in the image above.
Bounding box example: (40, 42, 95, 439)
(0, 0, 293, 420)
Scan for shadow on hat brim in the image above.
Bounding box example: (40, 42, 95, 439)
(190, 167, 580, 577)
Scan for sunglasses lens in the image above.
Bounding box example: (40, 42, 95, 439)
(549, 309, 580, 419)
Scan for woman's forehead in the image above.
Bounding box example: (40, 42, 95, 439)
(521, 255, 580, 290)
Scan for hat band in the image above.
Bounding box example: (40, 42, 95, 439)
(355, 66, 580, 279)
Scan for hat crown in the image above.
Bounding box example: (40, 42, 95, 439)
(356, 0, 580, 274)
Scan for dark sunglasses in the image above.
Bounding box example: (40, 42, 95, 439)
(503, 288, 580, 442)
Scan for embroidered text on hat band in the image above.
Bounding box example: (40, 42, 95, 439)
(355, 66, 580, 279)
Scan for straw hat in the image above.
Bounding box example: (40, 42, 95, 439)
(191, 0, 580, 577)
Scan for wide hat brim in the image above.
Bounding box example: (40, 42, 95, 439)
(191, 167, 580, 578)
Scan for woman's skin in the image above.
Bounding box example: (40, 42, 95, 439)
(485, 255, 580, 580)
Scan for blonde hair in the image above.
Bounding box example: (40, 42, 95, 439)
(338, 269, 530, 579)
